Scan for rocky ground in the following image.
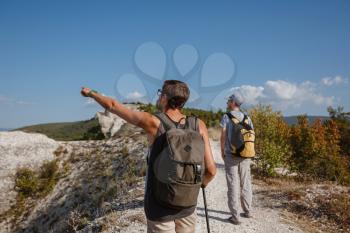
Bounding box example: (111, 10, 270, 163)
(0, 124, 147, 233)
(0, 131, 59, 216)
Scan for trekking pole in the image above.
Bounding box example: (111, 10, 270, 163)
(202, 187, 210, 233)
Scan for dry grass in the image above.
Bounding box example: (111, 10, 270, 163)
(255, 176, 350, 233)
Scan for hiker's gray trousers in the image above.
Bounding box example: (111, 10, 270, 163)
(224, 155, 252, 220)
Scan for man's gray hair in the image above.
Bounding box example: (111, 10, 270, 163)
(227, 93, 244, 106)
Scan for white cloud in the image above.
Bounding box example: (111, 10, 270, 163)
(265, 80, 297, 100)
(125, 91, 146, 103)
(84, 92, 146, 106)
(229, 79, 335, 110)
(231, 85, 264, 106)
(0, 95, 35, 106)
(0, 95, 11, 103)
(321, 76, 348, 86)
(15, 100, 35, 105)
(85, 98, 96, 106)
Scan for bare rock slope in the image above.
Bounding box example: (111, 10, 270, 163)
(0, 131, 59, 214)
(0, 121, 147, 233)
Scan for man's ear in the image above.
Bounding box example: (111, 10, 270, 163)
(163, 96, 169, 109)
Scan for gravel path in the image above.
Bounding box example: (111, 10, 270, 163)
(119, 140, 305, 233)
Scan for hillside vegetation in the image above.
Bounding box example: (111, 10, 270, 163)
(14, 118, 104, 141)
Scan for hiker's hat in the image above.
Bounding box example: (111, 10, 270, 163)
(226, 93, 244, 106)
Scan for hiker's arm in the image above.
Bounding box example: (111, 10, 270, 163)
(199, 120, 217, 187)
(220, 128, 226, 160)
(81, 87, 158, 134)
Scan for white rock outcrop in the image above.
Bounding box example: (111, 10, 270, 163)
(95, 104, 139, 138)
(0, 131, 59, 214)
(96, 111, 126, 138)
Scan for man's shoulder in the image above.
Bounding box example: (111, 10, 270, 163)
(221, 112, 230, 119)
(229, 111, 254, 127)
(228, 110, 244, 120)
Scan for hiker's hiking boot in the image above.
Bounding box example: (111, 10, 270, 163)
(227, 216, 241, 225)
(241, 212, 252, 218)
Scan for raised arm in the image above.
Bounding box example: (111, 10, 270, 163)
(198, 119, 217, 187)
(81, 87, 158, 135)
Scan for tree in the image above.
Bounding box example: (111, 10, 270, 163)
(290, 115, 316, 174)
(249, 105, 291, 176)
(327, 106, 350, 156)
(289, 115, 350, 185)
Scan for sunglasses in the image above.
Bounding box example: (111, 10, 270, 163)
(157, 89, 163, 96)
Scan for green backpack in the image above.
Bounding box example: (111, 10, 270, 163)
(151, 112, 205, 209)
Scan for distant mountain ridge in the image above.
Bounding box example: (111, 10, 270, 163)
(0, 128, 12, 132)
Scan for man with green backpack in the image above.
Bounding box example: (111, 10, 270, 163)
(220, 93, 255, 225)
(81, 80, 216, 233)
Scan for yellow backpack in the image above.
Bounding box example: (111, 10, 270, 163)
(226, 113, 256, 158)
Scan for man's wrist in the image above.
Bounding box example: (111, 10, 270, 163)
(88, 89, 98, 97)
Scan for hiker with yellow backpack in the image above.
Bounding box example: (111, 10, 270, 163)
(220, 93, 255, 225)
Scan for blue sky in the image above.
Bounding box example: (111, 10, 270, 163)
(1, 0, 350, 128)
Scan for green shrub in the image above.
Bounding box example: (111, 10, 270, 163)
(15, 168, 39, 198)
(82, 125, 105, 140)
(249, 105, 291, 176)
(38, 160, 59, 195)
(15, 160, 60, 199)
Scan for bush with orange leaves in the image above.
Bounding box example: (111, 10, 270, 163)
(290, 116, 350, 185)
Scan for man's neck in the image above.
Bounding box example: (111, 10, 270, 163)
(164, 108, 184, 119)
(230, 107, 240, 112)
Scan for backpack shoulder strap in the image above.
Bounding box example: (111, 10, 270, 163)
(226, 112, 240, 124)
(154, 112, 176, 131)
(185, 116, 199, 132)
(241, 114, 253, 130)
(226, 112, 233, 119)
(226, 112, 253, 130)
